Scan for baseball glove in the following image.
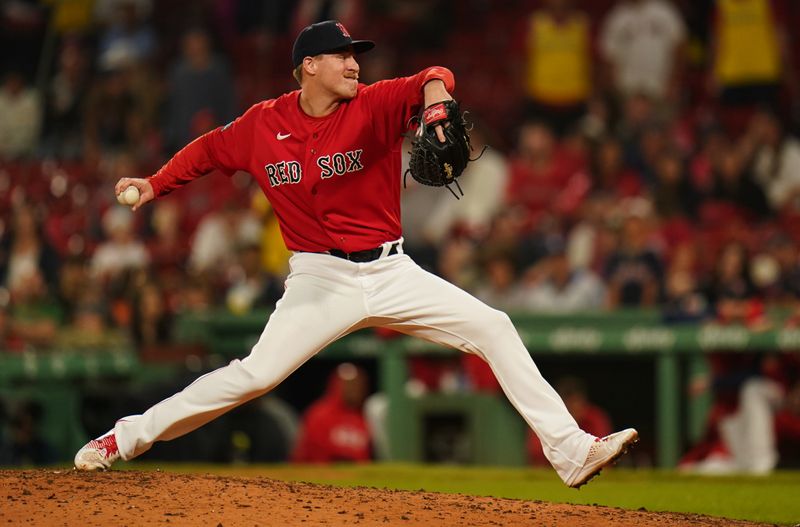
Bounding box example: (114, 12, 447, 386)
(405, 100, 482, 199)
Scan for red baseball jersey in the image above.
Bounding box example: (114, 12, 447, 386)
(148, 67, 455, 253)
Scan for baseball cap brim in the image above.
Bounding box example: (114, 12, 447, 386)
(321, 40, 375, 57)
(350, 40, 375, 54)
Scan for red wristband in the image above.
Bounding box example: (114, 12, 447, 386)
(423, 103, 448, 125)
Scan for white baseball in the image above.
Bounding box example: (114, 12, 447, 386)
(119, 186, 140, 206)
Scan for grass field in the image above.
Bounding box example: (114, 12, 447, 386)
(118, 462, 800, 525)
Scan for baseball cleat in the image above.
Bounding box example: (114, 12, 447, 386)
(74, 430, 120, 471)
(566, 428, 638, 488)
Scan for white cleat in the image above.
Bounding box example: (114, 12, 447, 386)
(74, 430, 121, 471)
(566, 428, 639, 488)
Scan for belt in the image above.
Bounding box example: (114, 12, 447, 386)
(327, 241, 401, 262)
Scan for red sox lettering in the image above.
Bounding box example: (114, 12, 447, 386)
(316, 149, 364, 179)
(265, 160, 303, 187)
(265, 149, 364, 187)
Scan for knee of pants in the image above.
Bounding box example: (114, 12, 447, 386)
(234, 359, 283, 397)
(472, 308, 516, 349)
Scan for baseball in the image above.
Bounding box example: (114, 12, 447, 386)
(118, 186, 140, 206)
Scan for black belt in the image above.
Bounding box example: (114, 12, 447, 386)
(327, 242, 400, 262)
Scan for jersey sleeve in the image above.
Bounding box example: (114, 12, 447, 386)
(360, 66, 455, 146)
(148, 103, 259, 197)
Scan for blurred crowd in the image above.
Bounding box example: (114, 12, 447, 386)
(2, 0, 800, 469)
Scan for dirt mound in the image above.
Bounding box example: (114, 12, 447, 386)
(0, 469, 773, 526)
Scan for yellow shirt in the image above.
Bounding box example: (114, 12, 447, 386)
(44, 0, 95, 33)
(715, 0, 781, 85)
(525, 11, 591, 105)
(251, 192, 292, 277)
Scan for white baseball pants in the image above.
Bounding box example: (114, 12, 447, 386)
(719, 378, 782, 474)
(115, 248, 595, 483)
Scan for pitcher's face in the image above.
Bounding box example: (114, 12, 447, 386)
(313, 49, 360, 100)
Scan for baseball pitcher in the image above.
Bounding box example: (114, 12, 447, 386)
(75, 20, 637, 488)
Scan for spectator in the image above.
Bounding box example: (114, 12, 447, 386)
(652, 149, 698, 219)
(524, 242, 606, 312)
(576, 95, 612, 142)
(590, 136, 643, 199)
(519, 0, 592, 134)
(662, 242, 709, 323)
(616, 93, 664, 176)
(130, 281, 171, 348)
(506, 122, 583, 230)
(91, 206, 149, 284)
(689, 123, 726, 197)
(0, 204, 60, 295)
(435, 236, 478, 291)
(566, 193, 620, 273)
(749, 251, 783, 304)
(599, 0, 687, 106)
(175, 275, 214, 315)
(40, 40, 90, 158)
(766, 234, 800, 307)
(250, 191, 292, 278)
(94, 0, 152, 26)
(147, 200, 189, 278)
(400, 137, 443, 269)
(707, 241, 752, 305)
(528, 377, 612, 466)
(292, 363, 372, 463)
(83, 58, 143, 157)
(604, 206, 663, 307)
(57, 256, 89, 319)
(57, 283, 127, 350)
(224, 242, 283, 314)
(709, 0, 796, 133)
(6, 268, 62, 350)
(711, 143, 770, 220)
(705, 241, 766, 326)
(164, 28, 236, 153)
(189, 203, 260, 276)
(48, 0, 95, 36)
(0, 71, 41, 160)
(97, 0, 157, 65)
(743, 110, 800, 212)
(630, 122, 670, 188)
(473, 249, 528, 312)
(422, 120, 509, 245)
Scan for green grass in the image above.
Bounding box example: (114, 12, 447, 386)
(118, 462, 800, 525)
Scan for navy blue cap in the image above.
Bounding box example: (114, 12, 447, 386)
(292, 20, 375, 68)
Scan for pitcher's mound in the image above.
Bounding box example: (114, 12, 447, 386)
(0, 469, 772, 526)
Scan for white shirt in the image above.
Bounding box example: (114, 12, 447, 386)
(0, 88, 41, 158)
(423, 147, 509, 244)
(600, 0, 686, 99)
(91, 241, 150, 279)
(524, 271, 607, 312)
(189, 212, 261, 273)
(753, 138, 800, 210)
